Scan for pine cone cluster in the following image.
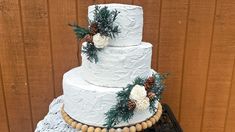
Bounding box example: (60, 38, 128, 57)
(144, 76, 155, 91)
(128, 100, 136, 110)
(89, 23, 99, 35)
(147, 92, 156, 100)
(83, 34, 93, 42)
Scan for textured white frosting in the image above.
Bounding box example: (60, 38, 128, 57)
(63, 67, 158, 127)
(88, 4, 143, 46)
(81, 42, 152, 88)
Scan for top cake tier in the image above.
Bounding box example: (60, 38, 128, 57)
(88, 4, 143, 47)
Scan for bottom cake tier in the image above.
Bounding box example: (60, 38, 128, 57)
(63, 67, 159, 127)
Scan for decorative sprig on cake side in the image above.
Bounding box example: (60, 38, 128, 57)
(104, 73, 168, 128)
(69, 5, 120, 63)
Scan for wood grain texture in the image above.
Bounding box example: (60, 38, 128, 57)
(157, 0, 189, 119)
(201, 0, 235, 131)
(48, 0, 78, 97)
(106, 0, 132, 4)
(76, 0, 94, 65)
(0, 0, 34, 131)
(0, 65, 9, 132)
(20, 0, 55, 128)
(133, 0, 161, 70)
(224, 58, 235, 132)
(179, 0, 216, 131)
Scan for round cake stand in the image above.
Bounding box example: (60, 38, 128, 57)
(35, 96, 162, 132)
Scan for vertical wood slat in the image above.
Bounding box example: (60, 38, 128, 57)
(201, 0, 235, 131)
(77, 0, 95, 65)
(225, 58, 235, 132)
(0, 0, 33, 131)
(19, 0, 55, 128)
(132, 0, 161, 70)
(48, 0, 78, 97)
(0, 65, 9, 132)
(157, 0, 189, 119)
(179, 0, 216, 131)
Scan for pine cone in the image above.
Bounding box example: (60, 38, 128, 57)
(82, 34, 93, 42)
(144, 76, 155, 91)
(147, 92, 156, 100)
(89, 23, 99, 35)
(128, 100, 136, 111)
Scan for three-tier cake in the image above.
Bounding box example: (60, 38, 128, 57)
(61, 3, 166, 132)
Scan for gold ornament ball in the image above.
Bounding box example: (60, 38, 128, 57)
(88, 127, 95, 132)
(146, 120, 152, 127)
(81, 125, 88, 132)
(129, 126, 136, 132)
(150, 117, 156, 124)
(71, 121, 77, 128)
(141, 122, 147, 129)
(122, 127, 129, 132)
(109, 128, 115, 132)
(94, 128, 101, 132)
(101, 128, 107, 132)
(135, 124, 142, 131)
(76, 123, 82, 130)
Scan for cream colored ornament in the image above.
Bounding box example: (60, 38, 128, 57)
(88, 127, 95, 132)
(129, 85, 147, 100)
(135, 97, 150, 111)
(123, 127, 130, 132)
(129, 126, 136, 132)
(81, 125, 88, 132)
(146, 120, 152, 127)
(76, 123, 82, 130)
(141, 122, 147, 129)
(71, 121, 77, 128)
(135, 124, 142, 131)
(93, 33, 109, 48)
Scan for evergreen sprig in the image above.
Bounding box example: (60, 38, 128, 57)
(92, 6, 120, 38)
(104, 73, 168, 128)
(69, 23, 90, 39)
(82, 42, 102, 63)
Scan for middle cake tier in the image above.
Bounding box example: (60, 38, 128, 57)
(63, 67, 158, 127)
(81, 42, 152, 88)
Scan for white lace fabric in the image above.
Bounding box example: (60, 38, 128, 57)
(35, 96, 78, 132)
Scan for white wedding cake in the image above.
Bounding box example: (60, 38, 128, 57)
(62, 3, 166, 131)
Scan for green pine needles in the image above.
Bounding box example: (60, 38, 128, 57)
(93, 6, 120, 38)
(104, 73, 168, 128)
(69, 5, 120, 63)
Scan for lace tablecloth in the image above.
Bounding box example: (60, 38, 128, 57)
(35, 96, 78, 132)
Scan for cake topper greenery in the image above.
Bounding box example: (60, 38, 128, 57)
(69, 6, 120, 63)
(104, 73, 168, 128)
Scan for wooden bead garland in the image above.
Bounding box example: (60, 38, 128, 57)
(61, 103, 162, 132)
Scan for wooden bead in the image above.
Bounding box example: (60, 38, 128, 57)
(129, 126, 136, 132)
(141, 122, 147, 129)
(71, 121, 77, 128)
(81, 125, 88, 132)
(68, 119, 73, 124)
(109, 128, 115, 132)
(94, 128, 101, 132)
(122, 127, 129, 132)
(88, 127, 95, 132)
(146, 120, 152, 127)
(76, 123, 82, 130)
(135, 124, 142, 131)
(116, 128, 122, 132)
(101, 128, 107, 132)
(64, 116, 70, 122)
(153, 115, 159, 120)
(150, 117, 156, 124)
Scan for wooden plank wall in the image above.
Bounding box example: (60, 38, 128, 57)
(0, 0, 234, 131)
